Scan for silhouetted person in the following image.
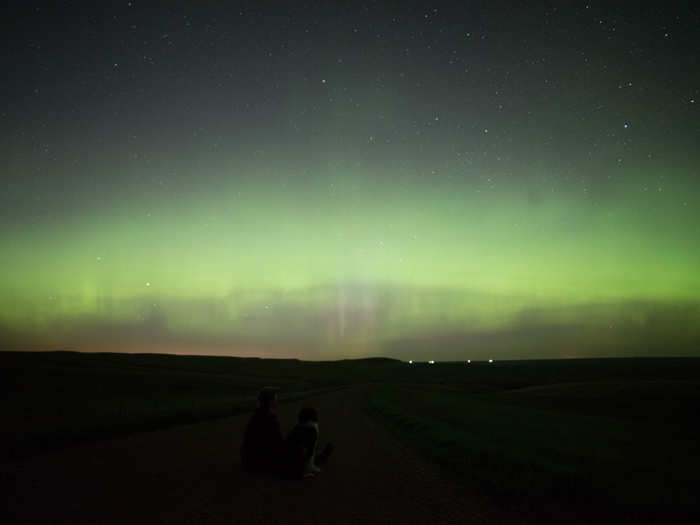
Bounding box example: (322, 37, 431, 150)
(284, 406, 334, 479)
(240, 387, 284, 473)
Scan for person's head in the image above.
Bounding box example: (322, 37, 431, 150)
(297, 406, 319, 424)
(258, 387, 279, 411)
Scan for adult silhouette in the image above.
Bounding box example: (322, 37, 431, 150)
(240, 387, 284, 473)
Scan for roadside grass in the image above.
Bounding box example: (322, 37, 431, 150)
(3, 387, 343, 462)
(0, 351, 354, 462)
(367, 382, 700, 521)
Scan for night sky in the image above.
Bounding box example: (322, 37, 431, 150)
(2, 2, 699, 360)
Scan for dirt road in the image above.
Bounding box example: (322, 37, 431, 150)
(1, 388, 521, 524)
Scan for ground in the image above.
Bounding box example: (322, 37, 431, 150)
(1, 388, 521, 525)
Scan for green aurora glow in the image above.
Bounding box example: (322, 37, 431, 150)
(2, 3, 699, 359)
(3, 163, 699, 359)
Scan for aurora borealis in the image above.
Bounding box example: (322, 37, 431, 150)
(2, 2, 699, 359)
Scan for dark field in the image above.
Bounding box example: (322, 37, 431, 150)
(2, 351, 699, 524)
(0, 351, 361, 462)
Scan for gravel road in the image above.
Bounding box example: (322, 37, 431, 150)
(2, 387, 523, 524)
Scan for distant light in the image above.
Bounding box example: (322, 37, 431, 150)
(467, 360, 471, 364)
(488, 359, 494, 363)
(408, 360, 413, 364)
(428, 360, 435, 364)
(145, 282, 151, 287)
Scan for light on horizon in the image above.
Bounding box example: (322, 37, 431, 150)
(488, 359, 494, 363)
(429, 360, 435, 364)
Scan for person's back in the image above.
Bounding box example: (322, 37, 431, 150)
(283, 407, 333, 479)
(240, 388, 284, 473)
(285, 421, 319, 478)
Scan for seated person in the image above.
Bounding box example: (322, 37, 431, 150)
(240, 387, 284, 473)
(284, 407, 334, 479)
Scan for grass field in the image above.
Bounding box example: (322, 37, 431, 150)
(2, 351, 699, 522)
(368, 359, 700, 521)
(0, 351, 381, 462)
